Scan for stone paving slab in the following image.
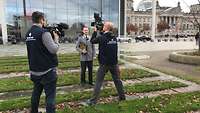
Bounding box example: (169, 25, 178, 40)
(0, 72, 29, 79)
(138, 75, 173, 82)
(173, 85, 200, 93)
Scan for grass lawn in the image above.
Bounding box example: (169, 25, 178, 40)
(0, 53, 92, 73)
(195, 66, 200, 72)
(0, 53, 125, 73)
(0, 80, 187, 111)
(57, 91, 200, 113)
(0, 69, 158, 93)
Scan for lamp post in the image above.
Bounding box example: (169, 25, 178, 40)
(23, 0, 26, 16)
(124, 0, 127, 38)
(0, 0, 8, 44)
(152, 0, 156, 40)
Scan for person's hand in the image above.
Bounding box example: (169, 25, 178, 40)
(93, 26, 97, 32)
(53, 31, 59, 42)
(82, 49, 87, 54)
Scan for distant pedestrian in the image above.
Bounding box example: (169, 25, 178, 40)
(175, 34, 179, 41)
(195, 32, 199, 46)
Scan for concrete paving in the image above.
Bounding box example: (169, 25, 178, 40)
(0, 43, 77, 57)
(124, 50, 200, 79)
(0, 40, 198, 57)
(119, 41, 198, 52)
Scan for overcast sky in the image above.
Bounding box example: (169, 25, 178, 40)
(134, 0, 199, 12)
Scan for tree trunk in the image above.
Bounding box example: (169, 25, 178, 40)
(199, 27, 200, 52)
(199, 38, 200, 52)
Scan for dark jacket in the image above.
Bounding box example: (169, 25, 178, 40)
(25, 25, 58, 72)
(195, 32, 200, 40)
(91, 31, 118, 65)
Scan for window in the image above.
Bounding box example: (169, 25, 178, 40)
(5, 0, 119, 40)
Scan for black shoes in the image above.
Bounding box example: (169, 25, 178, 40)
(80, 81, 94, 86)
(85, 99, 96, 106)
(119, 96, 126, 101)
(89, 82, 94, 86)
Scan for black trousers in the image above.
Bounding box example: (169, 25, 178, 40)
(30, 69, 57, 113)
(80, 61, 93, 84)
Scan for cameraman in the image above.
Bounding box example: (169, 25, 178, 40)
(87, 21, 126, 105)
(25, 11, 59, 113)
(76, 26, 95, 86)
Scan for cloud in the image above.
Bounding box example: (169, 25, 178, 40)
(133, 0, 199, 12)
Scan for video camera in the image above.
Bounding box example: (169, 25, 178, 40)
(44, 23, 69, 39)
(91, 13, 104, 31)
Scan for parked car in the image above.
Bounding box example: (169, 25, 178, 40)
(135, 35, 152, 42)
(178, 34, 188, 38)
(8, 35, 21, 44)
(117, 37, 132, 43)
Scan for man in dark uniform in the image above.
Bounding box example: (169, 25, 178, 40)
(86, 21, 126, 105)
(195, 32, 200, 46)
(25, 11, 59, 113)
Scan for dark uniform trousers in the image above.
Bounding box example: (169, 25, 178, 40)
(90, 64, 125, 103)
(80, 61, 93, 84)
(30, 69, 57, 113)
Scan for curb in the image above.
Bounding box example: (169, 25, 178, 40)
(169, 52, 200, 65)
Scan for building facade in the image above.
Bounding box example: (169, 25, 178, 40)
(0, 0, 122, 44)
(127, 0, 200, 37)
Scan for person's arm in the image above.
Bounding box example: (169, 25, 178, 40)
(90, 31, 101, 44)
(42, 32, 59, 54)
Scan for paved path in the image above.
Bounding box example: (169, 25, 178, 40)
(0, 41, 198, 57)
(124, 50, 200, 80)
(119, 41, 198, 52)
(0, 43, 77, 57)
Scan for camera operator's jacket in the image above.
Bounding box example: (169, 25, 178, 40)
(76, 35, 95, 61)
(25, 25, 58, 72)
(91, 31, 118, 65)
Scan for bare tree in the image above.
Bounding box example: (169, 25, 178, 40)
(185, 1, 200, 51)
(126, 23, 138, 35)
(157, 21, 170, 32)
(143, 24, 150, 31)
(0, 25, 2, 36)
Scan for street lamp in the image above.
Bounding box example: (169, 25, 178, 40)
(152, 0, 156, 40)
(124, 0, 127, 38)
(23, 0, 26, 16)
(0, 0, 8, 44)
